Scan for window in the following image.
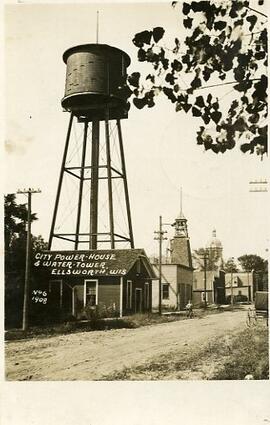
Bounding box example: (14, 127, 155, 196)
(162, 283, 169, 300)
(126, 280, 132, 309)
(84, 280, 98, 307)
(144, 282, 150, 309)
(201, 292, 208, 302)
(135, 288, 142, 313)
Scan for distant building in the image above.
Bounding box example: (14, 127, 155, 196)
(225, 271, 254, 303)
(193, 270, 225, 306)
(206, 229, 224, 270)
(192, 229, 224, 271)
(192, 229, 225, 306)
(254, 269, 268, 293)
(152, 208, 193, 311)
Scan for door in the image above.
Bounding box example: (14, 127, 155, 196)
(49, 280, 63, 308)
(135, 288, 142, 313)
(48, 280, 63, 321)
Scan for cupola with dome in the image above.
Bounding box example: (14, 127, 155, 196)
(207, 229, 223, 270)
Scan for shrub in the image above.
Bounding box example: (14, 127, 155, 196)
(84, 303, 119, 319)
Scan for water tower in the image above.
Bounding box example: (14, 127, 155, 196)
(48, 44, 134, 250)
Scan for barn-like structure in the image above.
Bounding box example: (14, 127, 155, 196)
(33, 249, 155, 320)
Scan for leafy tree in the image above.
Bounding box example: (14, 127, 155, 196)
(5, 194, 38, 271)
(127, 0, 267, 157)
(4, 193, 37, 249)
(238, 253, 266, 271)
(192, 247, 220, 271)
(4, 194, 47, 328)
(224, 257, 239, 273)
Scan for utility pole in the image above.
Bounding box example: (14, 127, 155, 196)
(17, 188, 41, 331)
(154, 216, 167, 315)
(230, 269, 234, 306)
(202, 252, 209, 309)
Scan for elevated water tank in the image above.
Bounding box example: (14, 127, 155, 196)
(62, 44, 131, 120)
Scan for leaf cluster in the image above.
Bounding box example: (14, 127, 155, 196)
(129, 0, 268, 156)
(4, 194, 37, 249)
(4, 194, 47, 277)
(237, 254, 266, 272)
(193, 247, 222, 271)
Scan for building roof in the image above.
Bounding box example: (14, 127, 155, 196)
(34, 249, 156, 278)
(225, 272, 253, 288)
(176, 210, 186, 220)
(170, 237, 193, 269)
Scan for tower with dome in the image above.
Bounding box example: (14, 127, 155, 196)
(206, 229, 224, 271)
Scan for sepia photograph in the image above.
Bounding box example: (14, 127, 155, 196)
(3, 0, 269, 391)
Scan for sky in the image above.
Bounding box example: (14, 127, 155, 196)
(4, 1, 270, 261)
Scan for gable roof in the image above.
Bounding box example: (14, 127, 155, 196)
(225, 272, 253, 287)
(34, 248, 156, 278)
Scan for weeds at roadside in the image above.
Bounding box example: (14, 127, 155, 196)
(5, 313, 187, 341)
(102, 323, 269, 381)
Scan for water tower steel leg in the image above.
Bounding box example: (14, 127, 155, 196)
(48, 113, 74, 249)
(117, 119, 134, 248)
(75, 120, 88, 250)
(89, 120, 100, 250)
(105, 110, 115, 249)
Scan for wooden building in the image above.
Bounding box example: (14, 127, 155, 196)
(193, 270, 225, 306)
(33, 249, 156, 320)
(225, 271, 254, 303)
(151, 209, 193, 311)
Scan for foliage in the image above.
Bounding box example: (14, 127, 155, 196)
(4, 194, 48, 328)
(32, 235, 48, 256)
(5, 313, 184, 340)
(127, 0, 267, 157)
(193, 247, 221, 270)
(238, 253, 266, 271)
(104, 324, 269, 380)
(83, 302, 120, 321)
(4, 193, 37, 250)
(213, 325, 269, 380)
(5, 194, 47, 271)
(224, 257, 239, 273)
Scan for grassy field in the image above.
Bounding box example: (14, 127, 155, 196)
(102, 322, 269, 380)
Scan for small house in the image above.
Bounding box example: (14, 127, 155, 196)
(225, 272, 254, 303)
(33, 248, 156, 321)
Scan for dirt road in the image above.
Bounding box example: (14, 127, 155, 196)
(5, 309, 247, 381)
